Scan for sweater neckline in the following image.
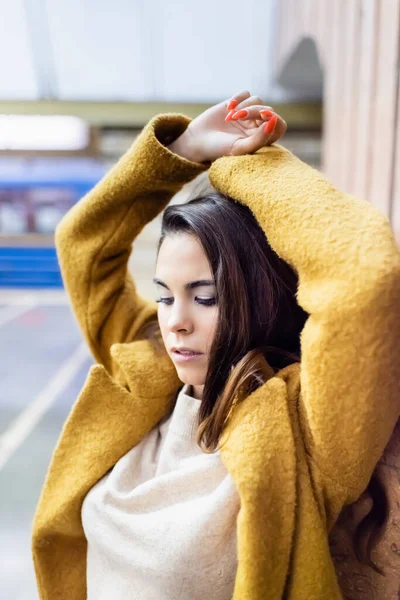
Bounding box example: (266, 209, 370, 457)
(166, 384, 202, 442)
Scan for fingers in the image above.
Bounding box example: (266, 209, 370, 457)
(229, 124, 271, 156)
(225, 90, 251, 111)
(224, 90, 287, 155)
(235, 96, 274, 113)
(230, 115, 287, 156)
(225, 91, 273, 112)
(225, 105, 275, 122)
(267, 116, 287, 145)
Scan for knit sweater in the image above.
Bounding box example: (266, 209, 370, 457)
(31, 113, 400, 600)
(81, 383, 240, 599)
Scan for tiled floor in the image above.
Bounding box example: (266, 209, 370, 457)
(0, 299, 93, 599)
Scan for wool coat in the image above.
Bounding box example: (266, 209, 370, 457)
(32, 114, 400, 600)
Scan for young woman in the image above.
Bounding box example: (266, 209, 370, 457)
(32, 91, 400, 600)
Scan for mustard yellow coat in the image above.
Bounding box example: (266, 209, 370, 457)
(32, 114, 400, 599)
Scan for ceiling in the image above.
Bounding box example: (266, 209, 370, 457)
(0, 0, 323, 103)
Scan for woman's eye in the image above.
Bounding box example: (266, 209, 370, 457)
(155, 297, 217, 306)
(196, 297, 217, 306)
(155, 298, 173, 305)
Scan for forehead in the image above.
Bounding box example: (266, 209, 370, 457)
(156, 233, 212, 279)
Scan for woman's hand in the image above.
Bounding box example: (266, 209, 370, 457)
(167, 90, 287, 163)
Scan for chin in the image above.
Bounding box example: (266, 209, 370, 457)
(175, 367, 206, 387)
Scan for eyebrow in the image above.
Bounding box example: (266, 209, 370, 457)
(152, 278, 215, 291)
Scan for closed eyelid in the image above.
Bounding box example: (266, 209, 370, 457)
(155, 296, 217, 307)
(157, 295, 216, 300)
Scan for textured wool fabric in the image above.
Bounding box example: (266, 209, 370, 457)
(31, 113, 400, 600)
(81, 383, 239, 599)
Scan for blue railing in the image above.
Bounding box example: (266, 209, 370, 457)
(0, 247, 63, 288)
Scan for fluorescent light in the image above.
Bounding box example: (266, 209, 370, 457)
(0, 115, 89, 150)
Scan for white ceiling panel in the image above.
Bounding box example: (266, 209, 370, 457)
(0, 0, 301, 103)
(46, 0, 151, 100)
(0, 0, 38, 99)
(155, 0, 278, 102)
(46, 0, 278, 102)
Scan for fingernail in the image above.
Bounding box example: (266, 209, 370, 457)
(264, 114, 278, 134)
(231, 109, 248, 120)
(227, 99, 238, 111)
(225, 109, 236, 122)
(260, 110, 273, 118)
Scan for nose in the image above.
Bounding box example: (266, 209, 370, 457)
(167, 301, 194, 334)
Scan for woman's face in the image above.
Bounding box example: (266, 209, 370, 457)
(154, 233, 219, 400)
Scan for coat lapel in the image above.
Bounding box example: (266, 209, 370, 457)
(109, 338, 181, 398)
(32, 340, 182, 600)
(220, 365, 299, 600)
(34, 339, 181, 538)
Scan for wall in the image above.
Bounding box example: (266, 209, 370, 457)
(275, 0, 400, 241)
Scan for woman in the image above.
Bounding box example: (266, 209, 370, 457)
(32, 91, 400, 599)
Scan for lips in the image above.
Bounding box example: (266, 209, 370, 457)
(171, 347, 203, 355)
(171, 348, 204, 363)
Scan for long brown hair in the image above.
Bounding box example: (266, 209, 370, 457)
(353, 472, 389, 575)
(149, 190, 388, 574)
(157, 192, 307, 448)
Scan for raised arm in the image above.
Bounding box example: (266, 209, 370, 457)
(55, 114, 207, 379)
(157, 90, 400, 503)
(208, 143, 400, 502)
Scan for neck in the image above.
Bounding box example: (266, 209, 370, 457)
(190, 384, 203, 400)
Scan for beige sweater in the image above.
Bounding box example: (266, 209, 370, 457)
(81, 383, 240, 599)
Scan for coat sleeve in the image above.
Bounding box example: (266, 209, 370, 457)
(55, 113, 207, 379)
(209, 145, 400, 502)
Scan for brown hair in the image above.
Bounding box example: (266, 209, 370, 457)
(157, 192, 307, 450)
(148, 190, 388, 575)
(353, 472, 389, 575)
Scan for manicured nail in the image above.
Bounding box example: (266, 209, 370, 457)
(231, 109, 248, 120)
(260, 110, 273, 118)
(227, 99, 238, 111)
(264, 114, 278, 134)
(225, 109, 236, 122)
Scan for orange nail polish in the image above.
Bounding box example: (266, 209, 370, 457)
(264, 114, 278, 134)
(260, 110, 273, 118)
(231, 109, 248, 120)
(225, 109, 236, 122)
(227, 99, 238, 111)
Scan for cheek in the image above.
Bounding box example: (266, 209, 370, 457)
(204, 309, 219, 347)
(157, 311, 167, 340)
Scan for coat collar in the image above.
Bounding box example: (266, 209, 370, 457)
(110, 338, 182, 398)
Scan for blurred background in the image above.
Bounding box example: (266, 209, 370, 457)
(0, 0, 399, 597)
